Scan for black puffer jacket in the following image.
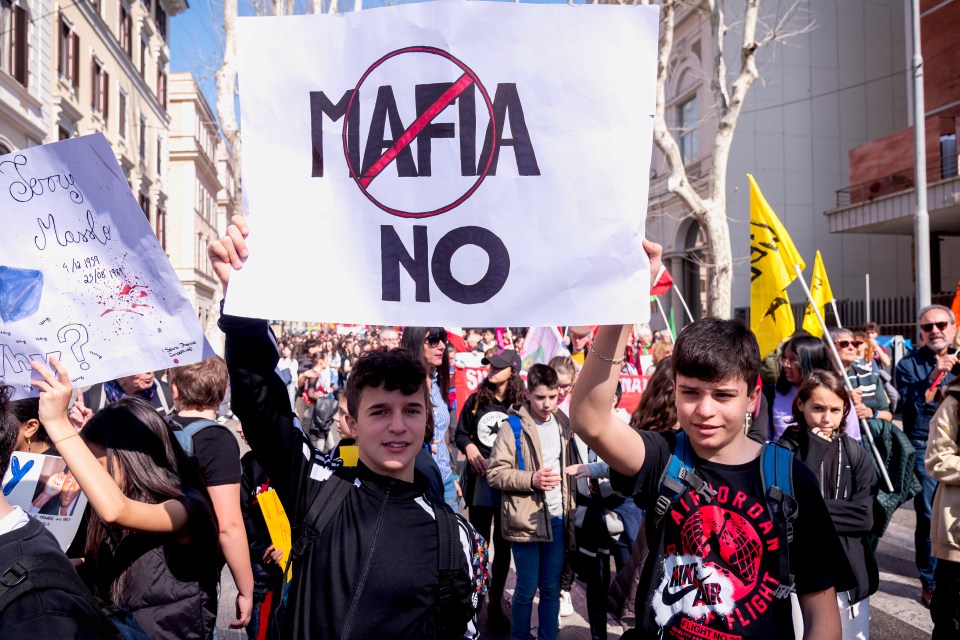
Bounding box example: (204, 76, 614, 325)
(778, 428, 880, 604)
(221, 312, 481, 640)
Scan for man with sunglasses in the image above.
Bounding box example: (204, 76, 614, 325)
(896, 304, 960, 607)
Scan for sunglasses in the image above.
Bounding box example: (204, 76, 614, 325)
(425, 335, 446, 348)
(921, 321, 951, 333)
(835, 340, 863, 349)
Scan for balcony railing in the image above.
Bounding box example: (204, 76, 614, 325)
(834, 153, 959, 208)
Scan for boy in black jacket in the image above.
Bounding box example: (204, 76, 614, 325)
(0, 385, 116, 639)
(209, 216, 485, 640)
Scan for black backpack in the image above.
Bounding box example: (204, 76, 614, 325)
(0, 553, 151, 639)
(310, 396, 339, 445)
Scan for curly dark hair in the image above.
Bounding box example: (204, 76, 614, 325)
(630, 357, 678, 432)
(0, 385, 18, 477)
(475, 369, 526, 410)
(345, 347, 432, 444)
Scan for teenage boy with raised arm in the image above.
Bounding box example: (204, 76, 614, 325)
(569, 241, 850, 640)
(208, 216, 484, 640)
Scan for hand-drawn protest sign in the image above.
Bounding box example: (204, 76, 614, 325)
(0, 134, 213, 399)
(2, 452, 89, 551)
(228, 1, 659, 326)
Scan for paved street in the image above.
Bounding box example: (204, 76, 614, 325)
(216, 423, 935, 639)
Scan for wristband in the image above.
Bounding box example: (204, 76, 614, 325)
(53, 433, 80, 446)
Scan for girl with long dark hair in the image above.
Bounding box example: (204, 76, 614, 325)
(400, 327, 457, 508)
(778, 371, 879, 639)
(30, 359, 219, 640)
(454, 349, 526, 631)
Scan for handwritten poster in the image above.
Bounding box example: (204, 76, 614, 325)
(228, 1, 659, 326)
(0, 134, 212, 398)
(1, 452, 88, 551)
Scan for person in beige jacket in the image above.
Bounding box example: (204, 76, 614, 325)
(925, 380, 960, 639)
(487, 364, 577, 640)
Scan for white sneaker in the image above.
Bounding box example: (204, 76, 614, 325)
(559, 590, 574, 617)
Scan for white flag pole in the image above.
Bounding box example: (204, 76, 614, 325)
(654, 296, 675, 342)
(830, 299, 843, 329)
(794, 265, 894, 492)
(672, 284, 696, 324)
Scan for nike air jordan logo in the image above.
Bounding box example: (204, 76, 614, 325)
(661, 584, 697, 606)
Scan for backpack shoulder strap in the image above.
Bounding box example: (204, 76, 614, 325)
(759, 442, 798, 599)
(0, 553, 97, 613)
(653, 431, 717, 527)
(507, 415, 525, 471)
(290, 469, 354, 561)
(169, 418, 220, 455)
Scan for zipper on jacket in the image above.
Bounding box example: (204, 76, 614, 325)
(338, 483, 390, 640)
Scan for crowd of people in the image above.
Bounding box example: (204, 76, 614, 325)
(0, 218, 958, 640)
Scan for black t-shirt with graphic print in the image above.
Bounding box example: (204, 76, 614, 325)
(611, 430, 852, 640)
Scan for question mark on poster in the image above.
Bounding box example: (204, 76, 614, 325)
(58, 324, 90, 370)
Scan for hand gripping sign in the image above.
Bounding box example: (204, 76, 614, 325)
(228, 1, 659, 326)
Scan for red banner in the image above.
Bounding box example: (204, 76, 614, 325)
(454, 367, 647, 418)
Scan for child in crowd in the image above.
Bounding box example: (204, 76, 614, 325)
(487, 364, 576, 640)
(571, 305, 854, 639)
(778, 371, 879, 639)
(30, 359, 220, 640)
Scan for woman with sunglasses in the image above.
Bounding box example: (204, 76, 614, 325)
(828, 328, 893, 423)
(400, 327, 458, 509)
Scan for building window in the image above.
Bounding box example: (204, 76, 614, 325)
(9, 4, 28, 87)
(942, 134, 958, 180)
(58, 15, 81, 90)
(139, 115, 147, 162)
(118, 90, 127, 140)
(156, 134, 162, 176)
(90, 0, 101, 15)
(59, 127, 71, 141)
(677, 95, 698, 166)
(155, 203, 166, 249)
(119, 4, 133, 58)
(155, 2, 167, 41)
(156, 61, 167, 107)
(91, 59, 109, 124)
(139, 36, 147, 78)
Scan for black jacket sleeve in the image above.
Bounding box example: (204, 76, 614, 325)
(826, 444, 879, 536)
(220, 311, 311, 521)
(454, 394, 479, 454)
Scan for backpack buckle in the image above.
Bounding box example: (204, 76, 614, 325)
(0, 564, 27, 588)
(654, 494, 672, 517)
(772, 582, 795, 599)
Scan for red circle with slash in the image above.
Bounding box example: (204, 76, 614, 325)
(342, 46, 497, 219)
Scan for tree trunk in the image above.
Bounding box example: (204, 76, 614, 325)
(216, 0, 242, 210)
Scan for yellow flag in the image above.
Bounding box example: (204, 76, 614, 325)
(257, 488, 293, 583)
(801, 251, 834, 337)
(749, 174, 806, 358)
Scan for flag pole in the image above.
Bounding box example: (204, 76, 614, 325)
(673, 284, 696, 324)
(830, 299, 843, 329)
(794, 264, 894, 492)
(654, 296, 676, 342)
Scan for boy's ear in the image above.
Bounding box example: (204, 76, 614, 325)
(23, 419, 41, 439)
(343, 412, 358, 437)
(170, 383, 180, 402)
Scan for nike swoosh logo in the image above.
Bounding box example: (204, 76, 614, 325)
(661, 584, 697, 606)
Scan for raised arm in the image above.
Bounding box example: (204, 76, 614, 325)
(210, 215, 314, 511)
(31, 359, 190, 536)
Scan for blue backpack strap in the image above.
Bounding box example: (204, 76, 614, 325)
(506, 415, 525, 471)
(171, 418, 219, 456)
(654, 431, 716, 526)
(759, 442, 798, 598)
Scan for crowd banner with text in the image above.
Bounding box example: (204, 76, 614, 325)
(1, 452, 88, 551)
(0, 135, 213, 399)
(453, 365, 646, 419)
(227, 1, 660, 326)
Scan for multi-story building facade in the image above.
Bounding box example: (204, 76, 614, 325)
(647, 0, 918, 336)
(824, 0, 960, 302)
(0, 0, 52, 153)
(51, 0, 187, 248)
(167, 72, 226, 353)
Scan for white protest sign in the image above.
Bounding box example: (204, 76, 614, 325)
(2, 452, 88, 551)
(229, 0, 658, 326)
(0, 134, 213, 398)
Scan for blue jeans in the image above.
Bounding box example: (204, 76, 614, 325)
(912, 439, 938, 590)
(511, 516, 565, 640)
(443, 473, 458, 510)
